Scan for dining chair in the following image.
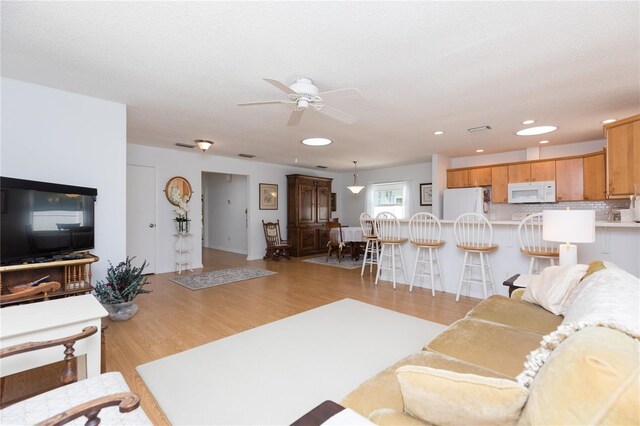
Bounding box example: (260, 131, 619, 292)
(359, 212, 379, 275)
(517, 212, 559, 274)
(453, 213, 498, 301)
(408, 212, 445, 295)
(326, 221, 345, 262)
(375, 212, 408, 289)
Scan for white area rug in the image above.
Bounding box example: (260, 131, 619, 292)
(302, 256, 362, 269)
(136, 298, 445, 425)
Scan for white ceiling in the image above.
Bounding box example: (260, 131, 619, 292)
(1, 1, 638, 172)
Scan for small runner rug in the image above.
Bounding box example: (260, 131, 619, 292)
(137, 298, 445, 425)
(302, 255, 362, 270)
(169, 266, 276, 290)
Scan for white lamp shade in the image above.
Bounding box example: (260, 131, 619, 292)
(347, 185, 365, 194)
(542, 209, 595, 243)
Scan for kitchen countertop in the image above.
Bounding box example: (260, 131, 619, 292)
(438, 219, 640, 228)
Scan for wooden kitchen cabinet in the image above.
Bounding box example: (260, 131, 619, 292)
(447, 170, 469, 188)
(605, 115, 640, 197)
(491, 166, 509, 203)
(530, 161, 556, 181)
(508, 164, 530, 183)
(556, 158, 584, 201)
(583, 151, 607, 200)
(468, 167, 492, 186)
(287, 174, 332, 257)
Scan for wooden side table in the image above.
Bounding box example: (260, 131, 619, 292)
(503, 274, 523, 296)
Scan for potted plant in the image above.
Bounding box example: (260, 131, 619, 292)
(93, 257, 151, 321)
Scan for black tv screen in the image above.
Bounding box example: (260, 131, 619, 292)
(1, 177, 97, 265)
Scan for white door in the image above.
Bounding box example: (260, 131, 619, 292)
(127, 164, 156, 273)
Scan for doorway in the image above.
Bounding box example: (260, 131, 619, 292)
(126, 164, 156, 273)
(202, 172, 248, 257)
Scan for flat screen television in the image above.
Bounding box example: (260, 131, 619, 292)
(1, 177, 97, 266)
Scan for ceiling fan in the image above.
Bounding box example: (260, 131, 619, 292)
(238, 77, 360, 126)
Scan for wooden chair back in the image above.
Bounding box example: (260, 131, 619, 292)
(518, 213, 559, 255)
(408, 212, 442, 244)
(359, 212, 377, 238)
(262, 220, 284, 246)
(454, 213, 494, 249)
(375, 212, 402, 241)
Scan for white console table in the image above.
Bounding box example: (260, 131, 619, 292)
(174, 232, 193, 274)
(0, 294, 107, 379)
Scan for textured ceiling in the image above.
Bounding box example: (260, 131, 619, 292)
(1, 1, 638, 171)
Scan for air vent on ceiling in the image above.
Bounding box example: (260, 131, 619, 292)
(467, 125, 492, 133)
(316, 165, 328, 169)
(175, 143, 196, 148)
(238, 153, 255, 158)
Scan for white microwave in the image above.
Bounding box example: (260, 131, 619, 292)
(508, 181, 556, 204)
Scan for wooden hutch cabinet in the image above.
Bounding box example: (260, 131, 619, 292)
(286, 174, 333, 257)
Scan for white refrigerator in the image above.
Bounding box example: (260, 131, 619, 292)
(442, 187, 490, 220)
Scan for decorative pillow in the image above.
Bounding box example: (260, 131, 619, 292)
(396, 365, 528, 426)
(521, 264, 588, 315)
(581, 259, 619, 281)
(562, 267, 640, 337)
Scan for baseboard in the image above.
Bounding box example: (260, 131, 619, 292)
(207, 245, 248, 255)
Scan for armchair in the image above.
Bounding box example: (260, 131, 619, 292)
(0, 326, 150, 425)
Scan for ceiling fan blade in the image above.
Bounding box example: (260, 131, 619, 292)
(238, 100, 291, 106)
(317, 104, 357, 124)
(287, 109, 304, 127)
(316, 88, 362, 99)
(263, 78, 297, 95)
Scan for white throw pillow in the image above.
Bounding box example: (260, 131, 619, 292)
(521, 264, 588, 315)
(562, 268, 640, 337)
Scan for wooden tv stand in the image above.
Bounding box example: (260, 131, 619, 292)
(0, 254, 99, 307)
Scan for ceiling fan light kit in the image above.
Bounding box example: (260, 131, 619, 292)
(347, 161, 365, 194)
(238, 77, 360, 127)
(194, 139, 213, 152)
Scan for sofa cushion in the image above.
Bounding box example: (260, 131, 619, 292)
(517, 327, 639, 426)
(521, 264, 588, 315)
(465, 295, 562, 335)
(562, 268, 640, 337)
(340, 351, 510, 417)
(425, 318, 543, 378)
(396, 365, 528, 426)
(368, 408, 429, 425)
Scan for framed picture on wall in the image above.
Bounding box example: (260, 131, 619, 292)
(331, 192, 337, 212)
(420, 183, 433, 206)
(259, 183, 278, 210)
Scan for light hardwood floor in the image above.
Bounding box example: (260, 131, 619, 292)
(7, 248, 481, 424)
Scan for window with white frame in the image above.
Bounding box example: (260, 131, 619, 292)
(369, 182, 409, 218)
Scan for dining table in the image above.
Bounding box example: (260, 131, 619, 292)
(330, 226, 366, 261)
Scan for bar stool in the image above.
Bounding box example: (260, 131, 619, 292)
(408, 212, 445, 295)
(518, 212, 559, 274)
(453, 213, 498, 301)
(375, 212, 408, 289)
(359, 212, 379, 276)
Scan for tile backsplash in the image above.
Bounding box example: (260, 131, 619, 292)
(490, 199, 631, 221)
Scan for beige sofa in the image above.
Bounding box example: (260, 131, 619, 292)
(342, 264, 640, 425)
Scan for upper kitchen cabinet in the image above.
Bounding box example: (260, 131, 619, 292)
(508, 163, 530, 183)
(491, 166, 509, 203)
(530, 161, 556, 181)
(583, 151, 607, 200)
(605, 115, 640, 198)
(447, 170, 469, 188)
(468, 167, 492, 186)
(556, 158, 584, 201)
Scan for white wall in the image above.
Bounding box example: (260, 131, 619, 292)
(127, 143, 342, 272)
(340, 162, 432, 225)
(1, 78, 127, 281)
(451, 139, 606, 168)
(203, 173, 248, 254)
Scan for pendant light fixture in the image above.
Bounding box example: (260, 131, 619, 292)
(347, 161, 365, 194)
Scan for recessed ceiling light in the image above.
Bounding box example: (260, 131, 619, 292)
(302, 138, 332, 146)
(522, 119, 535, 125)
(476, 149, 485, 153)
(516, 125, 557, 136)
(434, 130, 445, 135)
(601, 118, 617, 124)
(539, 140, 550, 144)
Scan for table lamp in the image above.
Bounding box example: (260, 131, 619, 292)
(542, 209, 595, 266)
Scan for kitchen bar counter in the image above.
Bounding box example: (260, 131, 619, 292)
(369, 218, 639, 299)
